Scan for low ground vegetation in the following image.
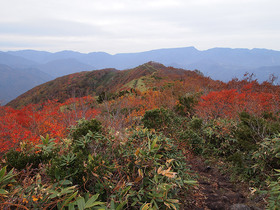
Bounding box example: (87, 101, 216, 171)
(1, 71, 280, 209)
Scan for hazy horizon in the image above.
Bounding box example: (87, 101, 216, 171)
(1, 0, 280, 54)
(3, 46, 280, 55)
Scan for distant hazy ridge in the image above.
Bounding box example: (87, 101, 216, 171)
(1, 47, 280, 104)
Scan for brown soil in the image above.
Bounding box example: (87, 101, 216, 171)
(181, 153, 266, 210)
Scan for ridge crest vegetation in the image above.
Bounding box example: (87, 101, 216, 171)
(1, 62, 280, 209)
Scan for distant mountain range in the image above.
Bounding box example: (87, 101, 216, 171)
(0, 64, 53, 104)
(1, 46, 280, 104)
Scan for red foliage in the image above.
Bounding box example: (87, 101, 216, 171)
(196, 83, 280, 120)
(0, 96, 99, 154)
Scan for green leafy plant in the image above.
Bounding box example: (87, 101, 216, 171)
(111, 128, 196, 209)
(142, 108, 173, 131)
(60, 153, 77, 167)
(36, 134, 56, 155)
(65, 193, 105, 210)
(70, 118, 102, 141)
(266, 169, 280, 209)
(0, 166, 16, 195)
(175, 93, 199, 117)
(179, 129, 204, 154)
(4, 149, 49, 170)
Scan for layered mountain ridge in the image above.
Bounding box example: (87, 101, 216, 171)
(4, 47, 280, 81)
(1, 46, 280, 104)
(7, 62, 206, 108)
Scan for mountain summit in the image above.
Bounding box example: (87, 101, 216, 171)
(7, 62, 206, 108)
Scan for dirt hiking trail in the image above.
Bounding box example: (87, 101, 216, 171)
(182, 154, 266, 210)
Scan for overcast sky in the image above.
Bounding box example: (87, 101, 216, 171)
(0, 0, 279, 54)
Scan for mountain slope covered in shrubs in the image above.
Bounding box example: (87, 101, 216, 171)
(1, 62, 280, 209)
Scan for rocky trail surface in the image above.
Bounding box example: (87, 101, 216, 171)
(182, 154, 266, 210)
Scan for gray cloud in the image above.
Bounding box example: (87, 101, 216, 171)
(0, 0, 279, 53)
(0, 19, 107, 37)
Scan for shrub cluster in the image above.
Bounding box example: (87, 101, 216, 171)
(142, 105, 280, 208)
(1, 118, 196, 209)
